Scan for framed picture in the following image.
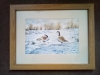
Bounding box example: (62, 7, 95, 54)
(10, 4, 95, 70)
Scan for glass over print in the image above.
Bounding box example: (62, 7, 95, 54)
(25, 19, 79, 54)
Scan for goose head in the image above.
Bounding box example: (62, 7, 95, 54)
(57, 31, 60, 36)
(44, 34, 48, 38)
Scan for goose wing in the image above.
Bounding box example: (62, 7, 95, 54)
(58, 36, 67, 42)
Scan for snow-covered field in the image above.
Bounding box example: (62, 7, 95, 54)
(25, 28, 79, 54)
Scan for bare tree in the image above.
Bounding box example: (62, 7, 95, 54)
(55, 22, 61, 30)
(29, 24, 33, 30)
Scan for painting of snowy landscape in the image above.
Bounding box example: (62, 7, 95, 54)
(25, 19, 79, 54)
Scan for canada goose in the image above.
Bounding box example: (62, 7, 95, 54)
(57, 31, 68, 43)
(37, 34, 49, 44)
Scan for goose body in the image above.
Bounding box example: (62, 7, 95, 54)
(57, 31, 68, 43)
(36, 34, 49, 44)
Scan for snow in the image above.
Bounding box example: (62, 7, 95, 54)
(25, 28, 79, 54)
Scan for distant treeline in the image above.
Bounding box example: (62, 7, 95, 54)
(26, 20, 79, 30)
(65, 20, 79, 29)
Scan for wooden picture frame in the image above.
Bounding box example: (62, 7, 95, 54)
(10, 4, 95, 70)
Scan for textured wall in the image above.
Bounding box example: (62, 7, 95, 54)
(0, 0, 100, 75)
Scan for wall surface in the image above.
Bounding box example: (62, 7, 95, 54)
(0, 0, 100, 75)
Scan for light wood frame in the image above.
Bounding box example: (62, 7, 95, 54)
(10, 4, 95, 70)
